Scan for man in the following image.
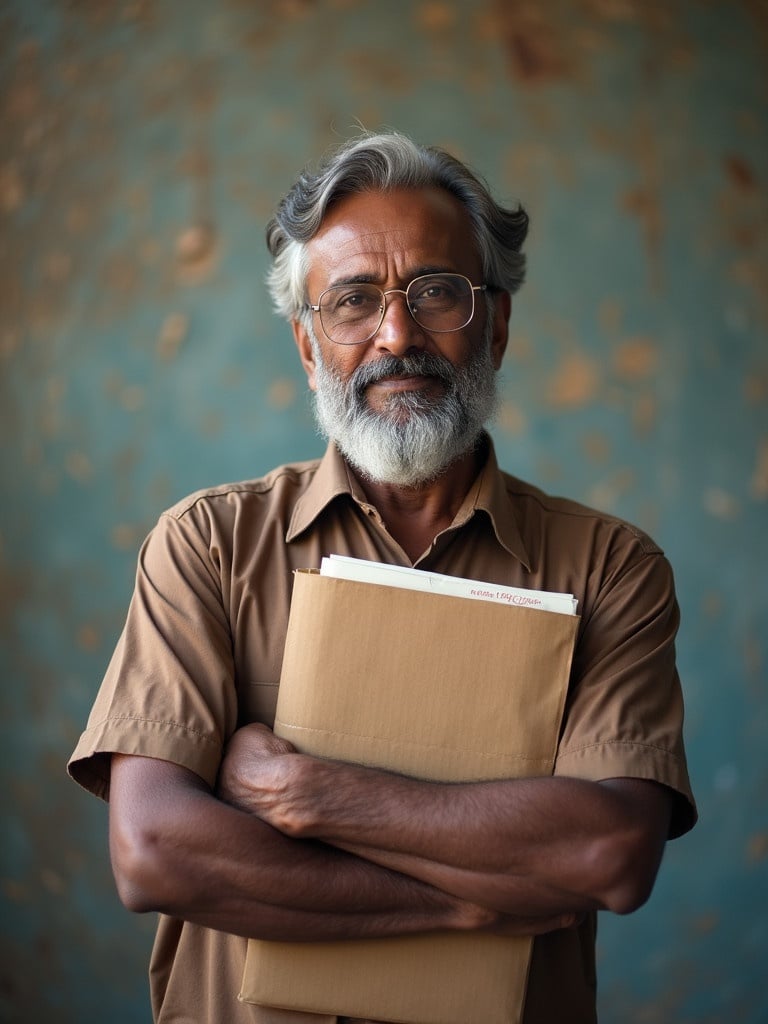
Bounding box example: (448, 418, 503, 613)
(68, 131, 696, 1024)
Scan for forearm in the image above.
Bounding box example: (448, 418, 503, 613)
(260, 755, 670, 917)
(109, 754, 484, 942)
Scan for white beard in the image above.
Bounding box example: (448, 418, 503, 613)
(309, 315, 498, 487)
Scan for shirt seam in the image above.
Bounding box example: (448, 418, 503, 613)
(83, 713, 221, 746)
(557, 738, 685, 760)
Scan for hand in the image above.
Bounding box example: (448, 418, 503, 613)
(217, 723, 296, 816)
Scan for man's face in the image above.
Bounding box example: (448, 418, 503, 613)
(292, 187, 511, 486)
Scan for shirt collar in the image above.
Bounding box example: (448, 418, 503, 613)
(286, 443, 358, 542)
(286, 436, 531, 571)
(467, 437, 531, 570)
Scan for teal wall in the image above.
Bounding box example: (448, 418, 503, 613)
(2, 2, 767, 1021)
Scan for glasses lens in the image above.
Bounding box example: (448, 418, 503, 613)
(407, 274, 474, 333)
(319, 284, 383, 345)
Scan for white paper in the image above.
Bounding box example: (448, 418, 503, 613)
(320, 554, 578, 615)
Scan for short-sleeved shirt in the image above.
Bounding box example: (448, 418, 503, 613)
(68, 437, 696, 1024)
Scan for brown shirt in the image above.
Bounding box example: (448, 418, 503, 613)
(68, 438, 696, 1024)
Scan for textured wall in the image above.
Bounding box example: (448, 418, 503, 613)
(1, 1, 766, 1021)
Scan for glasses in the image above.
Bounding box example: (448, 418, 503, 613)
(307, 273, 487, 346)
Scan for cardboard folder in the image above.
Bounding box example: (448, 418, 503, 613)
(240, 570, 579, 1024)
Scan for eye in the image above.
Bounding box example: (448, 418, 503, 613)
(411, 276, 460, 305)
(328, 288, 380, 312)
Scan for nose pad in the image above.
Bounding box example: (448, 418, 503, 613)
(373, 290, 425, 353)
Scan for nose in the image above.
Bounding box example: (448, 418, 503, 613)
(372, 288, 426, 356)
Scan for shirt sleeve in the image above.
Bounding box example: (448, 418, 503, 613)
(67, 509, 237, 800)
(554, 542, 697, 838)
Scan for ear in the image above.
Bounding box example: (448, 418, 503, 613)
(292, 320, 318, 391)
(490, 290, 511, 370)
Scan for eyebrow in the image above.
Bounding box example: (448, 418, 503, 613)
(327, 266, 457, 288)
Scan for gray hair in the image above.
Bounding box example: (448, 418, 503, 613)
(265, 131, 529, 323)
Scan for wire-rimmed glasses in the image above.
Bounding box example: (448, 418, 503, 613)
(307, 272, 487, 346)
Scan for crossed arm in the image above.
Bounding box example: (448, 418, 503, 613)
(108, 723, 672, 944)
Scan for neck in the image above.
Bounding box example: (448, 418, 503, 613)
(347, 442, 486, 563)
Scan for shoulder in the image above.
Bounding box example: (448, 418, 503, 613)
(498, 468, 664, 558)
(161, 457, 323, 523)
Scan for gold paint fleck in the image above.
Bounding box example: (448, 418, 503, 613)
(703, 487, 741, 520)
(506, 333, 534, 364)
(0, 163, 25, 212)
(44, 251, 73, 284)
(691, 913, 718, 935)
(701, 591, 723, 619)
(614, 336, 659, 380)
(598, 299, 623, 335)
(157, 313, 188, 362)
(631, 393, 657, 436)
(199, 411, 222, 437)
(416, 2, 457, 32)
(744, 371, 767, 405)
(725, 155, 758, 191)
(582, 432, 611, 463)
(588, 468, 636, 511)
(3, 880, 28, 904)
(546, 353, 600, 409)
(40, 869, 65, 895)
(110, 523, 143, 550)
(497, 400, 527, 436)
(621, 186, 663, 289)
(747, 832, 768, 863)
(268, 378, 297, 410)
(175, 223, 219, 285)
(65, 450, 93, 482)
(120, 385, 145, 412)
(1, 329, 21, 358)
(77, 624, 100, 652)
(749, 437, 768, 499)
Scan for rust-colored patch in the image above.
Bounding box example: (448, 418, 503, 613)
(157, 312, 189, 362)
(490, 0, 578, 85)
(749, 436, 768, 499)
(691, 912, 719, 935)
(268, 377, 298, 410)
(621, 186, 663, 287)
(747, 832, 768, 863)
(76, 624, 101, 652)
(110, 523, 145, 551)
(546, 353, 601, 409)
(703, 487, 741, 520)
(744, 371, 767, 405)
(631, 393, 657, 435)
(496, 400, 527, 436)
(415, 2, 457, 32)
(582, 431, 611, 463)
(0, 162, 25, 213)
(175, 223, 219, 285)
(598, 298, 623, 336)
(613, 336, 659, 380)
(701, 591, 723, 619)
(65, 451, 94, 483)
(587, 468, 636, 511)
(725, 155, 758, 191)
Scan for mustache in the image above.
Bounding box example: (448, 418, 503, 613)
(349, 352, 456, 397)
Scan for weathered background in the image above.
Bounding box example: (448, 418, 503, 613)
(1, 1, 766, 1021)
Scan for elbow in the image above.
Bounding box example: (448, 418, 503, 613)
(586, 828, 664, 916)
(110, 815, 177, 915)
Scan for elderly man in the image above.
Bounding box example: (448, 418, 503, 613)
(69, 132, 696, 1024)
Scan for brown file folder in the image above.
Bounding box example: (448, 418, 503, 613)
(240, 570, 579, 1024)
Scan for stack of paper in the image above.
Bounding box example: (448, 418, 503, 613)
(321, 554, 578, 615)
